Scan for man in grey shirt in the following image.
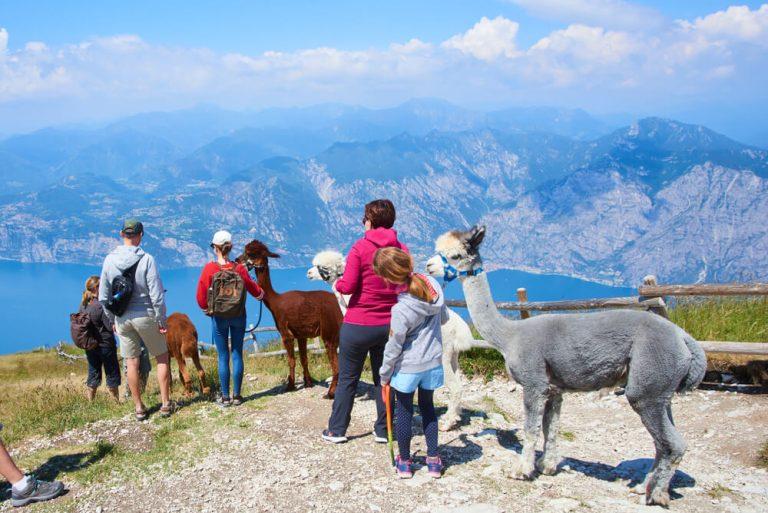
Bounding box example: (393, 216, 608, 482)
(99, 219, 173, 420)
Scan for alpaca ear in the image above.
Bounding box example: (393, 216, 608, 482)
(461, 225, 486, 250)
(269, 251, 280, 258)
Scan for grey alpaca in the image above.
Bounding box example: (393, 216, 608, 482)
(435, 225, 707, 508)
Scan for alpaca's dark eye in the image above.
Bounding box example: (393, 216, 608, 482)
(449, 253, 461, 260)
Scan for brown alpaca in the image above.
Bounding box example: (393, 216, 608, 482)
(240, 240, 341, 398)
(166, 312, 211, 397)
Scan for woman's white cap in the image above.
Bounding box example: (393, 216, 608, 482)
(211, 230, 232, 246)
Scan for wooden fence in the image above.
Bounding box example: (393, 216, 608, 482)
(55, 277, 768, 360)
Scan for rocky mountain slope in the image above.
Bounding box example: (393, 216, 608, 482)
(0, 105, 765, 286)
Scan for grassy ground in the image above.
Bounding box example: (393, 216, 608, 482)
(0, 298, 764, 501)
(668, 297, 768, 343)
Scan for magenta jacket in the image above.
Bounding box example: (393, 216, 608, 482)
(335, 228, 409, 326)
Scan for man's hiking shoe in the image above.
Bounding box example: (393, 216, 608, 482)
(11, 477, 65, 507)
(232, 396, 243, 406)
(321, 429, 348, 444)
(426, 456, 443, 478)
(373, 432, 388, 444)
(395, 455, 413, 479)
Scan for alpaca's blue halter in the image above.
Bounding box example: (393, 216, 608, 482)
(440, 254, 483, 283)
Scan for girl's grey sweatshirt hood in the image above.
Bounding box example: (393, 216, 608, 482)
(379, 275, 448, 382)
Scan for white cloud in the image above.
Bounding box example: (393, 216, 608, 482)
(507, 0, 664, 31)
(0, 28, 8, 53)
(679, 4, 768, 45)
(442, 16, 520, 61)
(530, 24, 637, 64)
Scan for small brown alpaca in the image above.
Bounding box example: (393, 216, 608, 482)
(166, 312, 211, 397)
(240, 240, 341, 398)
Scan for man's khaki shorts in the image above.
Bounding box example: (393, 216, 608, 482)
(116, 314, 168, 358)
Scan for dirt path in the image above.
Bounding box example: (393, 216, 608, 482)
(13, 379, 768, 512)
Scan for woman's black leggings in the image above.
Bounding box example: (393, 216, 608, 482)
(395, 388, 439, 459)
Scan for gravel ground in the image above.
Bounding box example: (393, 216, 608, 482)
(6, 378, 768, 512)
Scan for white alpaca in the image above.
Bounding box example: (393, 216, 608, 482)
(307, 250, 498, 431)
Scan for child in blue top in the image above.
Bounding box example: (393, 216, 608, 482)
(374, 247, 449, 479)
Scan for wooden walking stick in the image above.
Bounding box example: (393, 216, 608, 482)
(383, 383, 395, 466)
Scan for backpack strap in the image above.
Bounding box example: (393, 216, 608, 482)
(123, 255, 144, 280)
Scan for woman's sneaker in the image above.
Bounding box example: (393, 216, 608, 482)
(232, 396, 243, 406)
(321, 429, 348, 444)
(11, 476, 65, 507)
(426, 456, 443, 478)
(395, 455, 413, 479)
(217, 396, 232, 408)
(373, 431, 388, 444)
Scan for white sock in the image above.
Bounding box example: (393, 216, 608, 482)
(12, 475, 31, 493)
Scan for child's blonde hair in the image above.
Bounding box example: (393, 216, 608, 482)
(373, 247, 433, 303)
(81, 275, 100, 308)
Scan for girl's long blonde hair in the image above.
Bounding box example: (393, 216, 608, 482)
(81, 275, 100, 308)
(373, 247, 433, 302)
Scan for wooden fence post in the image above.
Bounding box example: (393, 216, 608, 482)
(517, 288, 530, 319)
(640, 275, 669, 318)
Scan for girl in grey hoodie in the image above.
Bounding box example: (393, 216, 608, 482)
(374, 247, 449, 479)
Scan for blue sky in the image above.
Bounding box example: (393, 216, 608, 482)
(1, 1, 767, 143)
(3, 1, 761, 52)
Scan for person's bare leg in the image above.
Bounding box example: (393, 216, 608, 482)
(0, 440, 24, 486)
(126, 357, 146, 413)
(156, 352, 171, 407)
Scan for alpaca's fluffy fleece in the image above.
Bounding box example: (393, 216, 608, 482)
(307, 250, 345, 281)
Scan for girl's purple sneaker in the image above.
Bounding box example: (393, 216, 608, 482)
(395, 455, 413, 479)
(426, 456, 443, 478)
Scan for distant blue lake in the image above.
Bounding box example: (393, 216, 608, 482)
(0, 261, 633, 355)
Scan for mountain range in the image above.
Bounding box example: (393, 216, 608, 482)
(0, 99, 765, 287)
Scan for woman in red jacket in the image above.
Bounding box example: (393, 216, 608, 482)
(196, 230, 263, 406)
(323, 199, 408, 443)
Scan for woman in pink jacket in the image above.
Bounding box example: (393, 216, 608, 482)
(323, 199, 408, 443)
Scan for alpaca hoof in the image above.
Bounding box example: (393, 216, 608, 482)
(303, 380, 315, 389)
(535, 455, 560, 476)
(202, 387, 211, 395)
(323, 392, 335, 400)
(646, 489, 670, 508)
(629, 482, 648, 495)
(285, 382, 297, 392)
(439, 415, 461, 432)
(184, 391, 195, 398)
(510, 459, 536, 481)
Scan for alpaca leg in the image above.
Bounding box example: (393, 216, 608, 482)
(323, 336, 339, 400)
(439, 340, 463, 431)
(629, 398, 686, 507)
(176, 353, 194, 397)
(283, 338, 297, 391)
(630, 446, 661, 495)
(536, 392, 563, 475)
(512, 387, 547, 480)
(297, 338, 314, 388)
(190, 350, 210, 395)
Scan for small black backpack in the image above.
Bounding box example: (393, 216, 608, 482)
(105, 256, 144, 317)
(70, 309, 100, 351)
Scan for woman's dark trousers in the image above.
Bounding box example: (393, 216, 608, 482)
(327, 323, 390, 437)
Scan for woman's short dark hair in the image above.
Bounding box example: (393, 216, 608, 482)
(364, 199, 396, 229)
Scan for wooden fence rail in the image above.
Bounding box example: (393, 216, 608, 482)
(638, 283, 768, 297)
